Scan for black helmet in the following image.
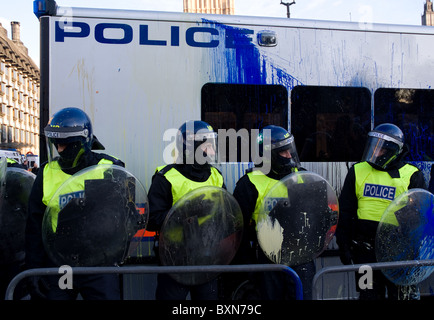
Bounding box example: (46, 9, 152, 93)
(258, 125, 300, 176)
(361, 123, 404, 169)
(44, 107, 94, 169)
(176, 120, 218, 166)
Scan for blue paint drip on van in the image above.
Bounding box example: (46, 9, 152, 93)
(202, 19, 303, 88)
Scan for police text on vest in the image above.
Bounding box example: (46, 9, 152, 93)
(363, 183, 396, 200)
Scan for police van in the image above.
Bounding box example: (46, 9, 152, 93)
(0, 149, 23, 165)
(32, 0, 434, 299)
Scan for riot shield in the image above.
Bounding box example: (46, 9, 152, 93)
(159, 186, 243, 286)
(42, 164, 149, 267)
(0, 167, 35, 263)
(257, 171, 339, 266)
(0, 157, 7, 209)
(376, 188, 434, 286)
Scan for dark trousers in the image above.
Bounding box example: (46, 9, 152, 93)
(45, 274, 121, 300)
(1, 261, 26, 300)
(352, 242, 398, 300)
(257, 249, 315, 300)
(156, 273, 218, 300)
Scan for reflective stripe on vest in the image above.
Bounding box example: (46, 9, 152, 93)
(354, 162, 418, 222)
(157, 165, 224, 205)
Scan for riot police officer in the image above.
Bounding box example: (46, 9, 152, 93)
(5, 157, 25, 169)
(25, 107, 125, 300)
(147, 120, 224, 300)
(232, 125, 315, 300)
(336, 123, 426, 300)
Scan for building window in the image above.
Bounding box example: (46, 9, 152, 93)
(1, 124, 6, 143)
(374, 88, 434, 162)
(8, 126, 13, 143)
(201, 83, 288, 162)
(291, 85, 371, 162)
(0, 103, 6, 116)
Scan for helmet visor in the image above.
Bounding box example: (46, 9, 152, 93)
(362, 132, 403, 169)
(45, 126, 89, 170)
(193, 131, 218, 165)
(267, 135, 301, 168)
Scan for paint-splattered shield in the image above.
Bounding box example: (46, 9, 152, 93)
(0, 167, 35, 263)
(257, 171, 338, 266)
(376, 188, 434, 286)
(159, 186, 243, 286)
(42, 164, 148, 267)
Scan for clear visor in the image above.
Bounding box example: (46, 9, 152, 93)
(361, 133, 403, 169)
(45, 136, 87, 170)
(45, 127, 91, 169)
(265, 135, 301, 167)
(182, 130, 218, 165)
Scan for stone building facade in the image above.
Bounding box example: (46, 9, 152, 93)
(0, 21, 40, 156)
(422, 0, 434, 26)
(183, 0, 235, 15)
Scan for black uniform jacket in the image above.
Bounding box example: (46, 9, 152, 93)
(25, 152, 124, 269)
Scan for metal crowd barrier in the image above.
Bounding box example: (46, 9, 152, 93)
(5, 263, 303, 300)
(312, 259, 434, 300)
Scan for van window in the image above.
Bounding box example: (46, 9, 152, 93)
(374, 88, 434, 162)
(201, 83, 288, 162)
(291, 86, 371, 162)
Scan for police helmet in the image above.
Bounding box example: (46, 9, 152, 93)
(176, 120, 218, 166)
(361, 123, 404, 169)
(44, 107, 94, 169)
(259, 125, 300, 176)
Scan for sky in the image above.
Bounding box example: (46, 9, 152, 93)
(0, 0, 429, 66)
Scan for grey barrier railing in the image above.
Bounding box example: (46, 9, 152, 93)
(312, 259, 434, 300)
(5, 263, 303, 300)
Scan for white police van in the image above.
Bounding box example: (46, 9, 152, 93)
(32, 0, 434, 300)
(0, 149, 23, 165)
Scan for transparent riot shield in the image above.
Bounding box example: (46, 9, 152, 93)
(257, 171, 339, 267)
(0, 167, 35, 263)
(42, 164, 149, 267)
(376, 188, 434, 286)
(159, 186, 243, 286)
(0, 157, 7, 209)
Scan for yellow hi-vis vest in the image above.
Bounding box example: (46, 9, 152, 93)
(354, 161, 419, 222)
(43, 159, 115, 206)
(247, 169, 301, 225)
(246, 170, 280, 225)
(43, 159, 115, 231)
(156, 165, 224, 205)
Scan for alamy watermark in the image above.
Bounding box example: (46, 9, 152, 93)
(358, 265, 373, 290)
(162, 126, 272, 174)
(58, 265, 73, 290)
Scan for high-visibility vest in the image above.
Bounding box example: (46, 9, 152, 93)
(156, 165, 224, 205)
(6, 158, 18, 165)
(43, 159, 115, 231)
(354, 161, 419, 222)
(246, 170, 280, 225)
(246, 169, 300, 225)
